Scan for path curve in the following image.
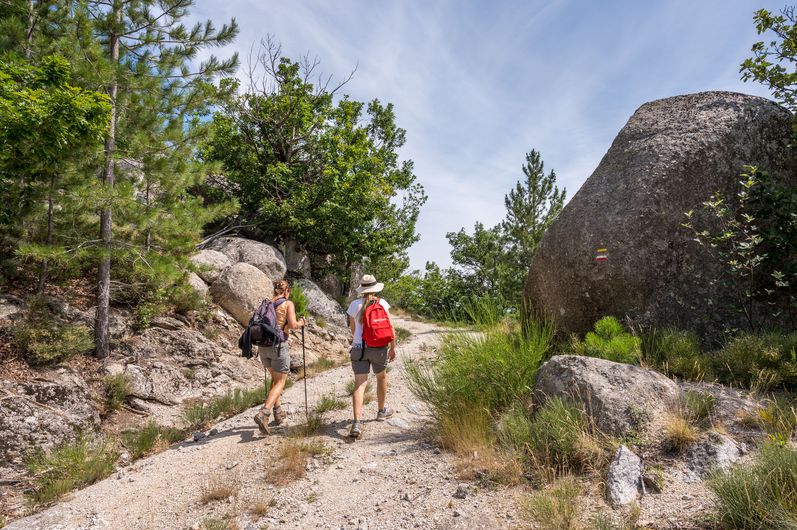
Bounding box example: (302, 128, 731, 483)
(8, 318, 521, 530)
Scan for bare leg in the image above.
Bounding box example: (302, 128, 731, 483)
(375, 371, 388, 410)
(352, 373, 369, 421)
(265, 371, 288, 410)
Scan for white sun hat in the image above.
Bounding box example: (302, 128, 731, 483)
(356, 274, 384, 295)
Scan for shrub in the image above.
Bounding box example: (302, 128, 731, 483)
(26, 435, 118, 506)
(291, 284, 309, 318)
(582, 316, 641, 364)
(640, 328, 709, 380)
(103, 373, 133, 412)
(708, 442, 797, 529)
(11, 318, 93, 366)
(526, 398, 591, 475)
(713, 332, 797, 391)
(520, 476, 581, 530)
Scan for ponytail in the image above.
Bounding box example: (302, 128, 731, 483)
(357, 293, 379, 325)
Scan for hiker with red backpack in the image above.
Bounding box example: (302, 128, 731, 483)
(346, 274, 397, 439)
(253, 280, 305, 435)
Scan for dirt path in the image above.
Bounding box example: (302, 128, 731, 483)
(8, 318, 522, 530)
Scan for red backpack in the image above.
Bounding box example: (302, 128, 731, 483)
(362, 298, 395, 348)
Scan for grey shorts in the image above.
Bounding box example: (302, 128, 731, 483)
(350, 345, 389, 375)
(259, 342, 291, 373)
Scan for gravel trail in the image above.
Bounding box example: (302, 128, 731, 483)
(8, 318, 522, 530)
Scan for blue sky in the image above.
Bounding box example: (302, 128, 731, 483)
(193, 0, 785, 270)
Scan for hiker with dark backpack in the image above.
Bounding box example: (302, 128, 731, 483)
(253, 280, 305, 435)
(346, 274, 396, 439)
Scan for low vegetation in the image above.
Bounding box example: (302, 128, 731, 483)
(345, 378, 374, 405)
(200, 476, 240, 504)
(10, 297, 94, 366)
(25, 435, 118, 507)
(757, 397, 797, 442)
(103, 373, 133, 413)
(394, 326, 411, 342)
(266, 439, 328, 485)
(520, 476, 581, 530)
(708, 442, 797, 529)
(183, 386, 267, 430)
(569, 316, 641, 364)
(314, 392, 348, 414)
(121, 421, 186, 459)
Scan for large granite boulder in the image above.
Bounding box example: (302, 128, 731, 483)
(525, 91, 796, 335)
(297, 279, 347, 328)
(0, 371, 99, 472)
(210, 263, 272, 325)
(206, 237, 286, 281)
(534, 355, 680, 437)
(190, 249, 231, 283)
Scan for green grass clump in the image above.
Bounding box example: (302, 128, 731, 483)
(582, 316, 641, 364)
(314, 392, 347, 414)
(103, 373, 133, 412)
(121, 421, 186, 460)
(25, 435, 118, 507)
(708, 442, 797, 529)
(682, 390, 716, 425)
(11, 319, 93, 366)
(395, 326, 411, 342)
(713, 332, 797, 392)
(640, 327, 709, 381)
(183, 385, 267, 430)
(520, 475, 581, 530)
(291, 284, 309, 318)
(757, 397, 797, 442)
(462, 295, 505, 328)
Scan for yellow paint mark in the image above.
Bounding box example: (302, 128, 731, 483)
(596, 248, 608, 253)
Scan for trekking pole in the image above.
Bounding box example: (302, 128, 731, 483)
(301, 325, 309, 421)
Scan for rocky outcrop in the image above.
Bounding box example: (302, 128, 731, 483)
(534, 355, 680, 437)
(297, 279, 348, 328)
(606, 445, 643, 508)
(206, 237, 287, 281)
(210, 263, 273, 325)
(0, 371, 100, 472)
(190, 249, 231, 283)
(525, 91, 797, 335)
(684, 431, 743, 482)
(187, 272, 209, 298)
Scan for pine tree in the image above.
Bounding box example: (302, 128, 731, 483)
(500, 149, 566, 295)
(82, 0, 238, 357)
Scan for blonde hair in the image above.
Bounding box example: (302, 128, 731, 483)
(357, 292, 379, 324)
(273, 280, 291, 297)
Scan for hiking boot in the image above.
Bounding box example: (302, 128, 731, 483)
(254, 408, 271, 434)
(349, 420, 363, 439)
(273, 405, 287, 426)
(376, 407, 394, 421)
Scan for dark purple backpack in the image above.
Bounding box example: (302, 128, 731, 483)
(248, 298, 288, 347)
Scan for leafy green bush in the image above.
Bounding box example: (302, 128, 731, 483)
(640, 328, 709, 380)
(708, 442, 797, 529)
(580, 316, 640, 364)
(26, 435, 118, 507)
(103, 374, 133, 413)
(713, 332, 797, 391)
(291, 284, 309, 318)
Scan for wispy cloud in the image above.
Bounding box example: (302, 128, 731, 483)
(192, 0, 784, 269)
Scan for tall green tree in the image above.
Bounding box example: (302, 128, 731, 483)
(500, 149, 565, 294)
(203, 40, 426, 283)
(0, 56, 110, 286)
(81, 0, 238, 356)
(742, 6, 797, 114)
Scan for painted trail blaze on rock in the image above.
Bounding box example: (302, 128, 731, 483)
(525, 91, 797, 335)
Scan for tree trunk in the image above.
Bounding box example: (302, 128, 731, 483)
(95, 2, 121, 359)
(25, 0, 35, 60)
(37, 173, 55, 294)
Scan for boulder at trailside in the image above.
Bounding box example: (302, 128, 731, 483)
(525, 91, 796, 335)
(206, 236, 287, 281)
(190, 249, 231, 283)
(534, 355, 680, 437)
(297, 279, 347, 328)
(210, 263, 272, 325)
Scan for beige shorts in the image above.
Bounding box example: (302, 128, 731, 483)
(259, 342, 291, 373)
(350, 345, 389, 375)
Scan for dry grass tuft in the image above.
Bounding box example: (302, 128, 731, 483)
(200, 476, 240, 504)
(266, 439, 328, 485)
(663, 414, 699, 452)
(520, 475, 581, 530)
(250, 498, 272, 516)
